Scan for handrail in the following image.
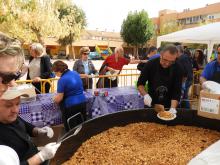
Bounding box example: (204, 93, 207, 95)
(16, 73, 140, 93)
(191, 69, 203, 99)
(16, 69, 203, 97)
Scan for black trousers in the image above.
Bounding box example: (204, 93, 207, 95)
(32, 82, 50, 94)
(103, 77, 118, 88)
(61, 102, 86, 132)
(83, 78, 93, 90)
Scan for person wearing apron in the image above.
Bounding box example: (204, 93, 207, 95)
(200, 45, 220, 85)
(211, 61, 220, 83)
(0, 89, 60, 165)
(149, 64, 174, 108)
(137, 44, 183, 114)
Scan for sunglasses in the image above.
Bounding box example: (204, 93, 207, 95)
(0, 71, 21, 84)
(83, 52, 89, 55)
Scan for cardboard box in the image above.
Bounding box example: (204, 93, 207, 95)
(198, 90, 220, 120)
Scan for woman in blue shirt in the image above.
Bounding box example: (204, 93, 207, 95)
(52, 60, 86, 132)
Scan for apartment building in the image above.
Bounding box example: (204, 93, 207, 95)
(152, 2, 220, 34)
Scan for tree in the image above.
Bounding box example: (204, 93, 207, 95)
(159, 21, 183, 36)
(0, 0, 86, 48)
(0, 0, 63, 44)
(120, 10, 154, 58)
(58, 3, 86, 60)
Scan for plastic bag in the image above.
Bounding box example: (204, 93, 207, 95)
(202, 81, 220, 94)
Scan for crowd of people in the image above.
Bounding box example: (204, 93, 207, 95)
(1, 30, 220, 164)
(137, 43, 211, 109)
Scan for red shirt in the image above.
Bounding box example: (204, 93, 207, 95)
(103, 54, 129, 70)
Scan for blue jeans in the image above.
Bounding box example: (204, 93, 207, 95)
(181, 80, 192, 109)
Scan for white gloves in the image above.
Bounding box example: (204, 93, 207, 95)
(37, 126, 54, 138)
(38, 142, 61, 162)
(168, 108, 177, 114)
(144, 94, 152, 107)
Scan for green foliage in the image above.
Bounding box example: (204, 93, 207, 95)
(95, 45, 101, 54)
(58, 4, 86, 46)
(120, 10, 154, 47)
(0, 0, 86, 44)
(108, 47, 113, 55)
(159, 21, 182, 36)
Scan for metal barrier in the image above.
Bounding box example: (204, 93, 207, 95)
(190, 70, 203, 99)
(87, 73, 140, 89)
(121, 68, 140, 74)
(182, 70, 203, 110)
(16, 69, 203, 98)
(193, 70, 203, 84)
(16, 73, 140, 93)
(16, 79, 53, 93)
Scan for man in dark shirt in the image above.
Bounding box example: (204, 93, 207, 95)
(137, 46, 158, 72)
(0, 33, 60, 164)
(137, 45, 183, 113)
(0, 87, 60, 165)
(176, 46, 193, 108)
(200, 45, 220, 84)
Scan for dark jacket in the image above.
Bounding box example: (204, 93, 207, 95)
(137, 58, 183, 107)
(73, 59, 98, 89)
(27, 55, 52, 80)
(0, 117, 41, 165)
(177, 54, 193, 82)
(137, 58, 148, 72)
(27, 55, 52, 93)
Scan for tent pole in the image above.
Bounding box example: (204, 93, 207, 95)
(207, 42, 214, 63)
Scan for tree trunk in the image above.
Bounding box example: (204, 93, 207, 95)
(68, 45, 73, 60)
(37, 36, 44, 46)
(68, 44, 76, 60)
(134, 45, 139, 59)
(71, 43, 76, 61)
(32, 27, 44, 46)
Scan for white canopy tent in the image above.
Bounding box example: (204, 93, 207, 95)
(157, 22, 220, 60)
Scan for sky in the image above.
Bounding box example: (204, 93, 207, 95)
(73, 0, 220, 32)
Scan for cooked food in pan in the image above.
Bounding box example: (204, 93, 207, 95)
(62, 123, 220, 165)
(158, 111, 174, 119)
